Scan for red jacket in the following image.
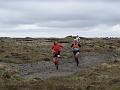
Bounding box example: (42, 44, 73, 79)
(51, 43, 63, 53)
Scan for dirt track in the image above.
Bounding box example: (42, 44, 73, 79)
(1, 52, 115, 79)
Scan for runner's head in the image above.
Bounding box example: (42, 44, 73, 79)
(74, 39, 77, 44)
(54, 41, 58, 45)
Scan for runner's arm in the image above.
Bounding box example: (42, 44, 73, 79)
(71, 44, 74, 48)
(51, 45, 55, 53)
(78, 44, 81, 47)
(59, 44, 63, 48)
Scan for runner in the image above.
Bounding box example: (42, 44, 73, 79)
(71, 39, 81, 66)
(51, 41, 63, 70)
(76, 35, 80, 44)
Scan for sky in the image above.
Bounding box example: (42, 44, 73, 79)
(0, 0, 120, 38)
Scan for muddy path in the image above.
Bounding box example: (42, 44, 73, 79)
(1, 52, 115, 79)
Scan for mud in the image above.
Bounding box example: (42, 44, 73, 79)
(1, 52, 115, 79)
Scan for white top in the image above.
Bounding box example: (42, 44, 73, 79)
(76, 36, 80, 43)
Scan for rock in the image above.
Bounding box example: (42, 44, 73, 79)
(2, 71, 11, 79)
(43, 58, 51, 61)
(0, 64, 6, 69)
(86, 85, 95, 90)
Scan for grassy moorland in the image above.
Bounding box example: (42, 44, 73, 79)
(0, 36, 120, 90)
(0, 62, 120, 90)
(0, 36, 119, 63)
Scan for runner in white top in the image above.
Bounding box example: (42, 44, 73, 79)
(76, 35, 80, 44)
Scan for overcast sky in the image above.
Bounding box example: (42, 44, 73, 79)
(0, 0, 120, 38)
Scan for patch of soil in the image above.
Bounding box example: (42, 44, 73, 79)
(10, 52, 115, 79)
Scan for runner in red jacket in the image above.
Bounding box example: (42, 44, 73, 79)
(51, 41, 63, 70)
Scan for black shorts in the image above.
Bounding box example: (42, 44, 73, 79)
(73, 50, 80, 55)
(53, 51, 60, 57)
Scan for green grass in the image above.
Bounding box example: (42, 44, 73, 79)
(0, 37, 120, 90)
(0, 37, 120, 63)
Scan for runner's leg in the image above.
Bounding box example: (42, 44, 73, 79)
(52, 52, 59, 70)
(53, 53, 59, 70)
(55, 57, 59, 70)
(75, 52, 79, 66)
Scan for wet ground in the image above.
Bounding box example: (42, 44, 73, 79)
(1, 52, 115, 79)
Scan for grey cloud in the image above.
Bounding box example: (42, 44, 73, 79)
(0, 0, 120, 2)
(0, 1, 120, 26)
(0, 0, 120, 37)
